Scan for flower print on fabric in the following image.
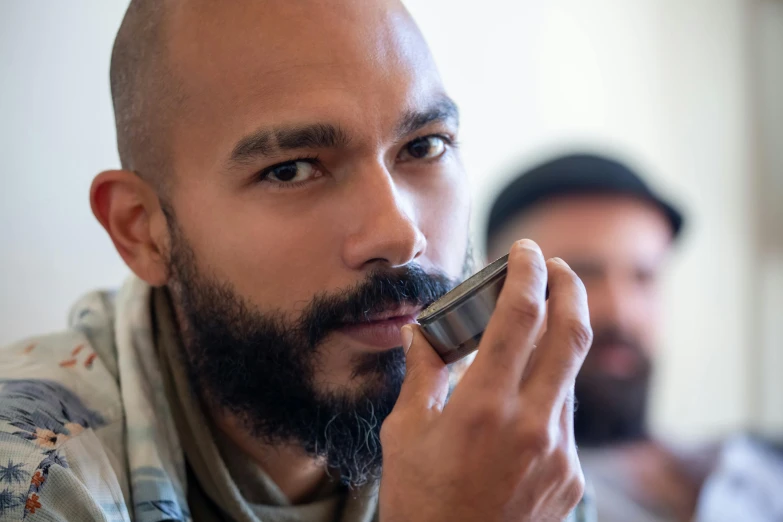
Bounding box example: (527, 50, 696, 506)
(0, 380, 105, 518)
(20, 451, 69, 517)
(0, 380, 105, 452)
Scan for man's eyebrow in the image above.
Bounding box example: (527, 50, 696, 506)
(228, 98, 459, 165)
(396, 97, 460, 139)
(230, 123, 352, 164)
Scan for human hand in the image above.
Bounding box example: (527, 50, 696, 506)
(379, 239, 592, 522)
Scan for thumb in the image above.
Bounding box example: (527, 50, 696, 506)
(394, 324, 450, 417)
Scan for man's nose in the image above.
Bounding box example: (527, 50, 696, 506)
(591, 276, 635, 329)
(340, 163, 426, 270)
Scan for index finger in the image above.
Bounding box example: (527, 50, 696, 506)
(460, 239, 548, 392)
(521, 258, 592, 409)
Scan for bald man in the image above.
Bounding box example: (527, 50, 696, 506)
(0, 2, 594, 521)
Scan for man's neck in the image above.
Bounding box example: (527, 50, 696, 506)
(213, 414, 330, 504)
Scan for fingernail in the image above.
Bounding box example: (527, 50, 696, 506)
(401, 325, 413, 354)
(515, 238, 542, 255)
(552, 257, 570, 268)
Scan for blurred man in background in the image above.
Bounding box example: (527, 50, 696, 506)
(486, 153, 783, 522)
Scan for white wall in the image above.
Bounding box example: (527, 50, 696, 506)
(0, 3, 129, 343)
(1, 1, 779, 439)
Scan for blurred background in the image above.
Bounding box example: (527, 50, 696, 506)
(0, 1, 781, 442)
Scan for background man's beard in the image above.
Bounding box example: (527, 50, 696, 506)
(165, 219, 459, 487)
(573, 326, 652, 447)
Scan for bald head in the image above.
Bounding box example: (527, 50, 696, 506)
(110, 0, 179, 183)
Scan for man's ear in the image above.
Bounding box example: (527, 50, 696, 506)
(90, 170, 170, 286)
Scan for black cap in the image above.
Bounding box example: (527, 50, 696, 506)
(486, 153, 684, 246)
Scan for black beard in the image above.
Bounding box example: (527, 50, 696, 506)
(165, 217, 458, 487)
(574, 325, 652, 447)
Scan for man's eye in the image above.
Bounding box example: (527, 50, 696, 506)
(261, 160, 320, 184)
(399, 135, 448, 162)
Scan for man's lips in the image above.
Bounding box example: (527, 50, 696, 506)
(336, 306, 422, 349)
(593, 343, 642, 378)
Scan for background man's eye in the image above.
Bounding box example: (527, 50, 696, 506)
(264, 161, 317, 183)
(401, 136, 447, 161)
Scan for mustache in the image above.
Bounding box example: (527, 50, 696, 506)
(301, 264, 457, 347)
(590, 326, 645, 354)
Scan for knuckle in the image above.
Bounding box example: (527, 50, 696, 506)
(565, 318, 593, 350)
(518, 426, 557, 455)
(549, 449, 572, 478)
(380, 413, 403, 443)
(401, 364, 422, 388)
(461, 402, 508, 433)
(562, 472, 586, 510)
(505, 292, 544, 326)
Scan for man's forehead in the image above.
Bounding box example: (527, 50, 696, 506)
(492, 195, 673, 259)
(162, 0, 444, 166)
(524, 195, 669, 231)
(165, 0, 434, 92)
